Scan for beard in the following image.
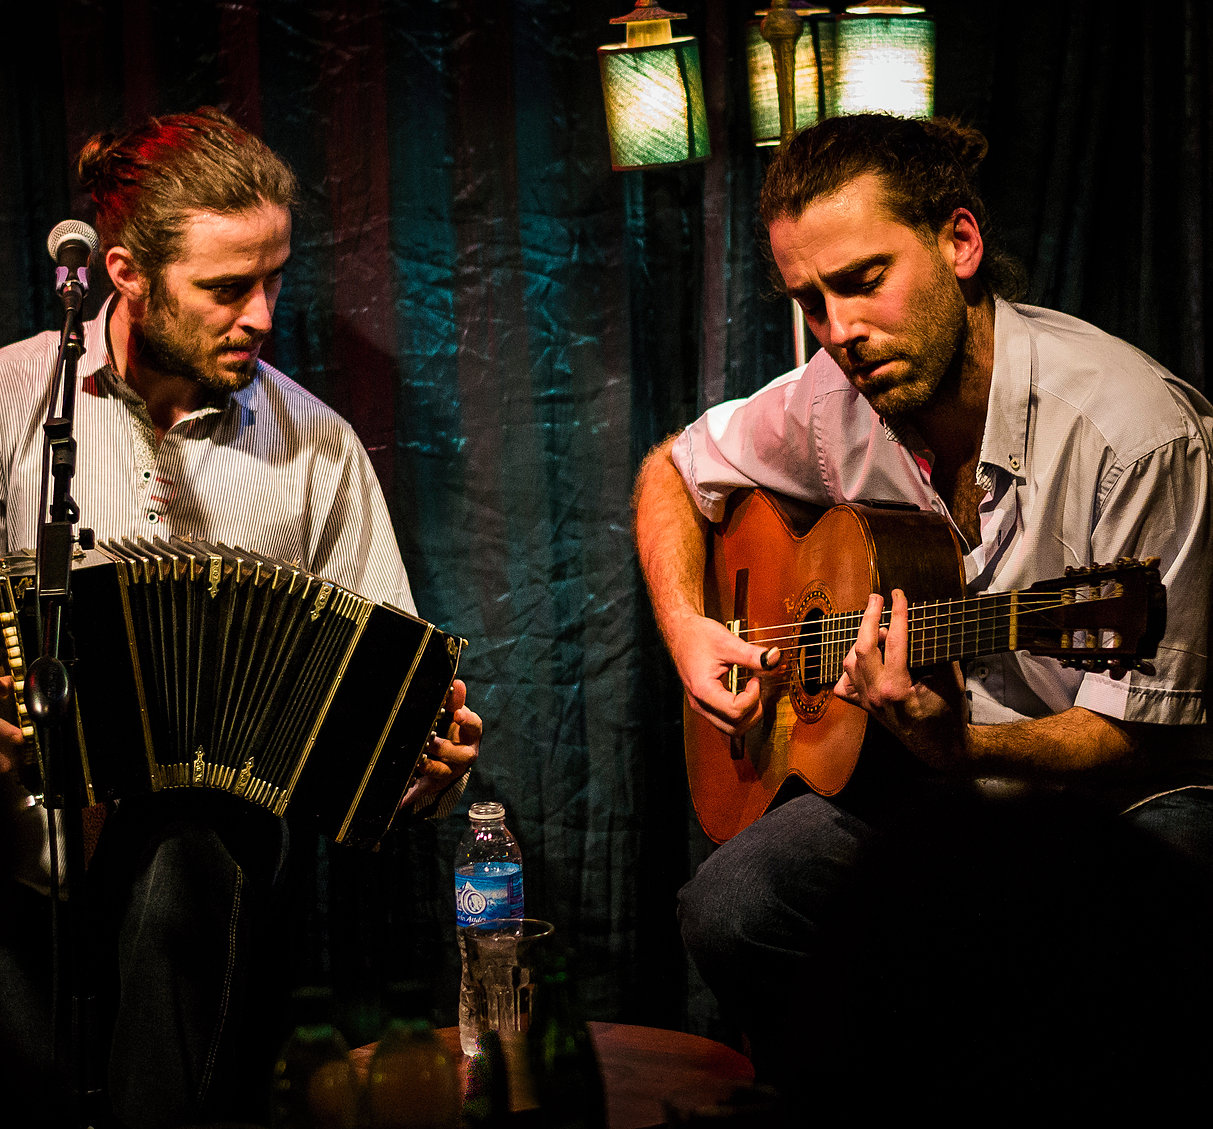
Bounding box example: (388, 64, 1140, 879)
(135, 291, 262, 395)
(833, 251, 969, 422)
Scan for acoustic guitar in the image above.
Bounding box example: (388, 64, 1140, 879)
(684, 489, 1167, 844)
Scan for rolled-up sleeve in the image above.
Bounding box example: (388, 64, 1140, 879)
(671, 353, 934, 522)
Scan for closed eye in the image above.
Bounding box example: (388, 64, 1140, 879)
(201, 269, 285, 304)
(838, 269, 884, 296)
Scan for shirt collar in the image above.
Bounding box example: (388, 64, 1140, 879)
(976, 296, 1032, 487)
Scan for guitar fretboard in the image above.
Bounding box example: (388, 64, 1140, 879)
(814, 592, 1025, 683)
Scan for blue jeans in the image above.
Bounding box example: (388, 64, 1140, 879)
(1122, 786, 1213, 863)
(87, 793, 289, 1128)
(679, 778, 1213, 1118)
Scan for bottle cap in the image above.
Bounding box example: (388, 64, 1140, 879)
(289, 985, 336, 1028)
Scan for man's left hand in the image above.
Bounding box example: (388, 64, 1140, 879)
(400, 678, 482, 810)
(833, 589, 970, 769)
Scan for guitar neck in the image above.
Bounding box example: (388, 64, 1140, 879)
(817, 590, 1024, 683)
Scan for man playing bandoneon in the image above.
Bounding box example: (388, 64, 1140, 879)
(0, 108, 481, 1128)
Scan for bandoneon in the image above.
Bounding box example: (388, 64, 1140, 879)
(0, 537, 466, 849)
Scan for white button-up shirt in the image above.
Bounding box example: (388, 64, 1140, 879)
(673, 300, 1212, 743)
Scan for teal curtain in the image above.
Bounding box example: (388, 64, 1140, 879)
(1, 0, 1208, 1047)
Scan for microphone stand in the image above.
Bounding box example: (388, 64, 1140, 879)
(29, 253, 101, 1127)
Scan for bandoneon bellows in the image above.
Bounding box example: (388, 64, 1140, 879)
(1, 538, 465, 849)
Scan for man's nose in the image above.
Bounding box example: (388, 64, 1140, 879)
(824, 296, 866, 350)
(239, 284, 274, 334)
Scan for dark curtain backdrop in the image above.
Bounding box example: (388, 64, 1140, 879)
(1, 0, 1208, 1045)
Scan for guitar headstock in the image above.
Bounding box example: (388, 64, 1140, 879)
(1020, 558, 1166, 674)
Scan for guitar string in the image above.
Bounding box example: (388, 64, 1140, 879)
(723, 592, 1123, 690)
(730, 592, 1112, 646)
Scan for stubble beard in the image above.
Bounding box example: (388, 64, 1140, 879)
(136, 291, 260, 395)
(843, 255, 970, 423)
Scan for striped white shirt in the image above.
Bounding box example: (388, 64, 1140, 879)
(0, 297, 415, 612)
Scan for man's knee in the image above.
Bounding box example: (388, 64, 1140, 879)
(678, 794, 868, 969)
(123, 824, 243, 953)
(677, 853, 754, 967)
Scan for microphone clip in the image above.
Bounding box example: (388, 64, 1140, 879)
(55, 265, 90, 298)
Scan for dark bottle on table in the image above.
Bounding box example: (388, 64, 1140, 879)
(360, 1013, 460, 1129)
(523, 955, 607, 1129)
(272, 987, 359, 1129)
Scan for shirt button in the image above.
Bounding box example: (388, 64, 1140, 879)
(147, 512, 159, 524)
(142, 470, 152, 482)
(1008, 456, 1021, 471)
(972, 663, 989, 680)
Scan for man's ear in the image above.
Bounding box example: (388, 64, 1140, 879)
(940, 208, 984, 282)
(106, 246, 149, 304)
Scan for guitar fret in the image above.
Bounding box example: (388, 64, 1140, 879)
(873, 591, 1027, 669)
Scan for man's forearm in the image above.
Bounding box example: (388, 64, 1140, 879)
(966, 706, 1140, 774)
(632, 436, 711, 645)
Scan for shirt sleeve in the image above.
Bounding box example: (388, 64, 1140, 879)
(671, 352, 936, 522)
(309, 433, 417, 614)
(671, 364, 832, 523)
(1080, 406, 1212, 725)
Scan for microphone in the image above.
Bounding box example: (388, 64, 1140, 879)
(46, 220, 99, 299)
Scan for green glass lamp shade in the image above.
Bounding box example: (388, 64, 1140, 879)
(828, 13, 935, 118)
(746, 11, 834, 146)
(598, 37, 710, 170)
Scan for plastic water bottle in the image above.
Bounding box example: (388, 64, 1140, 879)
(455, 801, 524, 1055)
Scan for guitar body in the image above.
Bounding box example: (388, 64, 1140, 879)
(685, 491, 966, 844)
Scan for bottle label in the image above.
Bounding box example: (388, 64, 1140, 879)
(455, 863, 524, 928)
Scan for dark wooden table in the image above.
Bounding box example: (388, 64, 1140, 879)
(353, 1021, 755, 1129)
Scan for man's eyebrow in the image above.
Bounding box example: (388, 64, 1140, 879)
(785, 283, 821, 304)
(195, 258, 290, 287)
(819, 253, 890, 284)
(783, 253, 890, 303)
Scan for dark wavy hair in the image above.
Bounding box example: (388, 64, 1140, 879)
(759, 113, 1026, 300)
(77, 107, 298, 292)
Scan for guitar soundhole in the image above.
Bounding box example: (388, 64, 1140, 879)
(790, 584, 833, 723)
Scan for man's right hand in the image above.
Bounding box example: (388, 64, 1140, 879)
(635, 435, 786, 741)
(666, 612, 781, 737)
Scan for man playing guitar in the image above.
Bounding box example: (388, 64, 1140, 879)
(633, 114, 1213, 1114)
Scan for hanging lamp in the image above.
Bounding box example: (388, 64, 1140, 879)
(597, 1, 710, 170)
(746, 5, 834, 146)
(829, 4, 935, 118)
